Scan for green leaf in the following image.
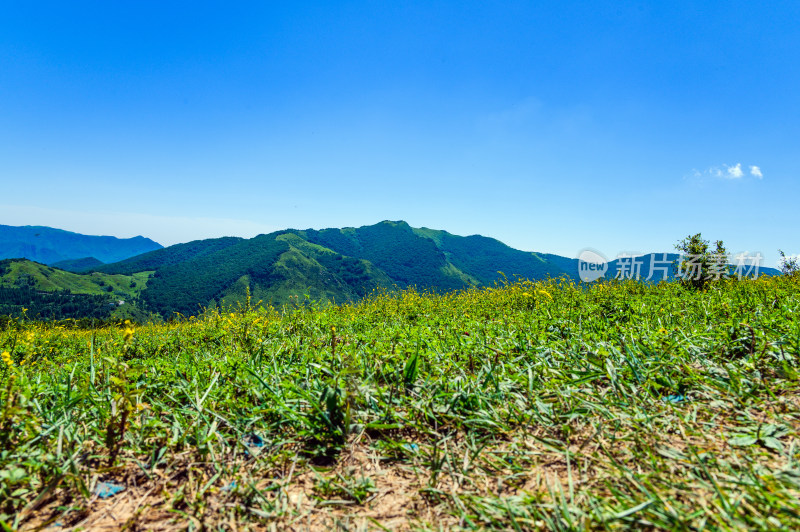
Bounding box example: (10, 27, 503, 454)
(769, 425, 790, 438)
(403, 352, 419, 389)
(761, 437, 785, 453)
(614, 500, 654, 519)
(656, 446, 687, 461)
(761, 424, 780, 437)
(728, 435, 757, 447)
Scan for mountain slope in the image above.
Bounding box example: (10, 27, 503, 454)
(96, 237, 243, 275)
(140, 234, 288, 317)
(50, 256, 105, 272)
(0, 259, 149, 297)
(0, 258, 151, 320)
(90, 220, 576, 317)
(412, 227, 569, 285)
(139, 232, 394, 317)
(0, 225, 162, 264)
(217, 233, 393, 308)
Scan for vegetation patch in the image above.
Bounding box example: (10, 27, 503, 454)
(1, 275, 799, 530)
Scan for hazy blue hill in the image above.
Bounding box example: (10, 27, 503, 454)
(0, 224, 162, 264)
(603, 253, 680, 282)
(50, 256, 105, 272)
(96, 237, 244, 275)
(524, 252, 780, 282)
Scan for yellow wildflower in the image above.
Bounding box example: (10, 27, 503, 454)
(1, 351, 12, 368)
(123, 320, 135, 343)
(535, 289, 553, 300)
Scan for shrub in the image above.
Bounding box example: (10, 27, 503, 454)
(674, 233, 728, 290)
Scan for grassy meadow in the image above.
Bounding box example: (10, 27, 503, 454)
(0, 260, 151, 299)
(1, 276, 800, 530)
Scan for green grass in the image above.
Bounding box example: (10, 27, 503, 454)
(1, 275, 799, 530)
(0, 259, 151, 299)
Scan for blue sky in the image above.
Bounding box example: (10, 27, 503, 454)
(1, 1, 797, 265)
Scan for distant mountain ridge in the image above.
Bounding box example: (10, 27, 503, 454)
(0, 224, 163, 265)
(0, 221, 782, 320)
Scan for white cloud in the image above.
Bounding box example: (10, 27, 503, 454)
(688, 162, 763, 182)
(725, 163, 744, 179)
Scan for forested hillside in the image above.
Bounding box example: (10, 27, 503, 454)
(0, 259, 151, 320)
(300, 221, 472, 290)
(96, 237, 243, 275)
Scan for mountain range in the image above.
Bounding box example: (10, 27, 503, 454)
(94, 220, 574, 317)
(0, 221, 781, 320)
(0, 224, 162, 265)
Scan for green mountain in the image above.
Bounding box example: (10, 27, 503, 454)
(299, 221, 471, 290)
(138, 232, 393, 317)
(50, 256, 105, 272)
(411, 226, 567, 285)
(96, 237, 243, 275)
(0, 224, 163, 265)
(0, 258, 151, 320)
(79, 220, 578, 318)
